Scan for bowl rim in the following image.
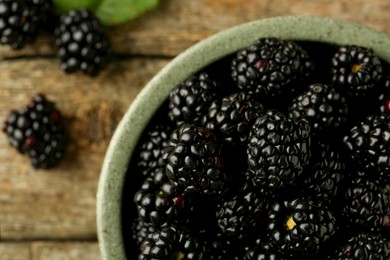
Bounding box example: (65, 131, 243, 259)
(96, 15, 390, 260)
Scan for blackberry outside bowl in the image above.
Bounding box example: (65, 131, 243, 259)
(96, 15, 390, 259)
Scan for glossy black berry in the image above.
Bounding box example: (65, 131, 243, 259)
(327, 232, 390, 260)
(202, 91, 265, 146)
(168, 73, 220, 126)
(2, 94, 67, 169)
(267, 197, 337, 257)
(0, 0, 52, 49)
(231, 37, 314, 97)
(331, 45, 383, 97)
(288, 83, 348, 135)
(343, 113, 390, 178)
(247, 110, 311, 190)
(54, 9, 112, 76)
(139, 226, 205, 260)
(164, 123, 229, 198)
(341, 174, 390, 232)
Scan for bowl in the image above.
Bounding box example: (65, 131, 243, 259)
(96, 15, 390, 260)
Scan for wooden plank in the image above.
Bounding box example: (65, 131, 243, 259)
(0, 242, 30, 260)
(0, 241, 100, 260)
(0, 0, 389, 59)
(31, 241, 100, 260)
(0, 58, 169, 240)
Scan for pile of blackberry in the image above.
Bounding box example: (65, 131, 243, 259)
(124, 38, 390, 259)
(0, 0, 112, 76)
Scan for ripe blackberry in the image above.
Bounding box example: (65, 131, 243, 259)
(245, 239, 286, 260)
(331, 45, 383, 97)
(298, 143, 346, 205)
(137, 124, 172, 177)
(131, 217, 158, 247)
(168, 72, 220, 127)
(216, 180, 268, 240)
(343, 113, 390, 178)
(341, 174, 390, 232)
(133, 170, 196, 227)
(202, 91, 265, 146)
(288, 83, 348, 135)
(54, 8, 112, 76)
(2, 94, 67, 169)
(267, 197, 337, 257)
(378, 76, 390, 114)
(247, 110, 311, 190)
(164, 123, 229, 198)
(139, 226, 205, 260)
(206, 231, 243, 260)
(231, 37, 314, 97)
(327, 232, 390, 260)
(0, 0, 52, 49)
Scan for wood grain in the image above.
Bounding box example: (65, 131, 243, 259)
(0, 0, 390, 258)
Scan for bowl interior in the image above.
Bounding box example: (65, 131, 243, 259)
(97, 15, 390, 260)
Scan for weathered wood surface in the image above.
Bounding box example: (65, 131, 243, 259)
(1, 0, 390, 259)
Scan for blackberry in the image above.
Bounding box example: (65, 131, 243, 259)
(202, 91, 265, 146)
(216, 180, 269, 240)
(245, 239, 287, 260)
(343, 113, 390, 178)
(168, 72, 220, 127)
(288, 83, 348, 135)
(298, 143, 346, 205)
(0, 0, 52, 49)
(206, 231, 243, 260)
(267, 197, 337, 257)
(331, 45, 383, 97)
(2, 94, 67, 169)
(247, 110, 311, 190)
(134, 170, 196, 227)
(164, 123, 229, 198)
(54, 8, 112, 76)
(131, 217, 158, 247)
(328, 232, 390, 260)
(378, 76, 390, 114)
(139, 226, 205, 260)
(341, 174, 390, 232)
(137, 124, 172, 177)
(231, 37, 314, 97)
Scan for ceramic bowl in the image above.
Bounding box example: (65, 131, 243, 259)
(96, 15, 390, 260)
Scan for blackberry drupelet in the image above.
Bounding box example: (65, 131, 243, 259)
(331, 45, 383, 97)
(231, 37, 314, 97)
(341, 174, 390, 232)
(137, 124, 172, 177)
(168, 72, 221, 126)
(54, 8, 112, 76)
(164, 123, 229, 198)
(139, 225, 205, 260)
(288, 83, 348, 135)
(0, 0, 52, 49)
(327, 232, 390, 260)
(2, 94, 67, 169)
(202, 91, 265, 146)
(343, 113, 390, 178)
(247, 109, 311, 190)
(267, 197, 337, 257)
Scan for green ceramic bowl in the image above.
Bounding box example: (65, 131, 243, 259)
(96, 15, 390, 260)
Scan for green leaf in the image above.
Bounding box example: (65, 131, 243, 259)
(52, 0, 100, 13)
(94, 0, 160, 26)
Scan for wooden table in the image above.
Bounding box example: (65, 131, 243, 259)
(1, 0, 390, 259)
